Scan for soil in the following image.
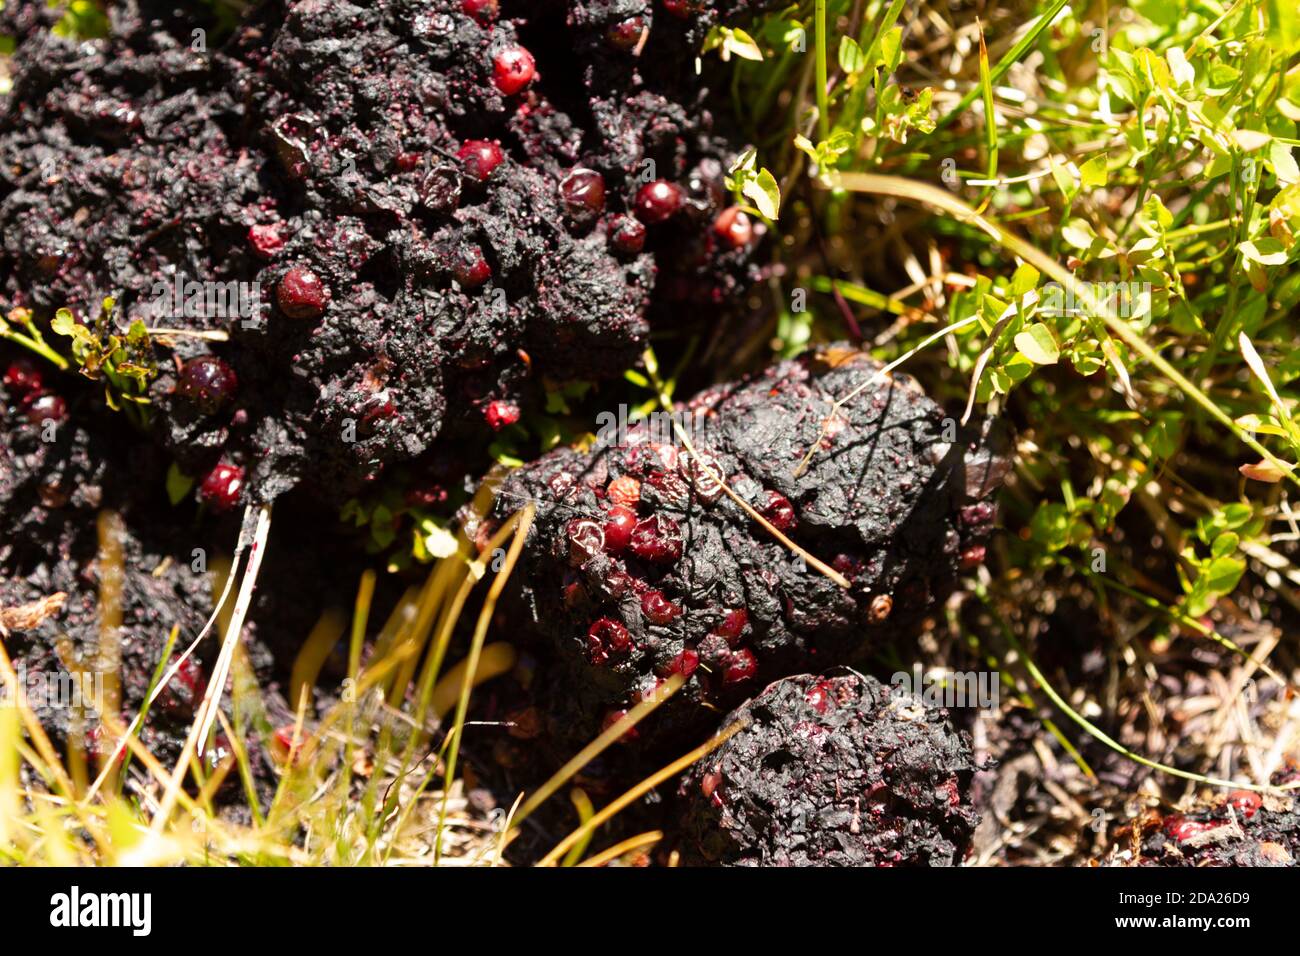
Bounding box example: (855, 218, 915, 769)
(676, 672, 981, 866)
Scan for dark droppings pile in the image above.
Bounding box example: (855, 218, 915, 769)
(676, 673, 981, 866)
(1, 2, 1017, 867)
(0, 0, 764, 503)
(497, 346, 1012, 748)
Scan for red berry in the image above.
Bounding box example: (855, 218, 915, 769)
(629, 514, 683, 564)
(248, 223, 286, 259)
(562, 575, 588, 609)
(607, 17, 646, 51)
(461, 0, 498, 23)
(566, 518, 606, 566)
(454, 245, 492, 288)
(641, 590, 681, 625)
(272, 724, 298, 753)
(701, 768, 724, 805)
(1226, 790, 1262, 819)
(4, 357, 44, 396)
(586, 617, 632, 665)
(559, 167, 606, 224)
(668, 648, 700, 678)
(609, 215, 647, 254)
(831, 554, 862, 579)
(805, 679, 834, 714)
(713, 608, 748, 645)
(199, 462, 245, 512)
(603, 568, 642, 600)
(484, 400, 520, 431)
(22, 392, 67, 426)
(359, 395, 397, 435)
(723, 648, 758, 684)
(1162, 814, 1224, 842)
(457, 140, 505, 182)
(165, 655, 208, 715)
(606, 475, 641, 509)
(604, 504, 637, 553)
(406, 484, 448, 508)
(643, 469, 691, 509)
(176, 355, 238, 414)
(277, 266, 327, 319)
(678, 449, 725, 502)
(634, 180, 684, 225)
(662, 0, 704, 18)
(1164, 811, 1222, 842)
(959, 543, 987, 571)
(761, 489, 797, 530)
(713, 206, 753, 248)
(492, 45, 536, 95)
(601, 709, 640, 742)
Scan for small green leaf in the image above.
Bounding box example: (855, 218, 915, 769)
(1211, 532, 1240, 558)
(1221, 503, 1255, 528)
(723, 27, 763, 61)
(1009, 263, 1040, 298)
(1143, 194, 1174, 232)
(1014, 323, 1060, 365)
(1270, 140, 1299, 184)
(878, 27, 903, 72)
(744, 168, 781, 220)
(1239, 238, 1289, 266)
(1049, 157, 1077, 202)
(1061, 219, 1097, 250)
(1204, 555, 1246, 595)
(1165, 47, 1195, 88)
(166, 463, 194, 506)
(51, 309, 76, 336)
(838, 36, 866, 74)
(1232, 128, 1271, 153)
(1079, 155, 1109, 190)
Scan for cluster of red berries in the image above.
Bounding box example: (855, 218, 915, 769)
(499, 347, 1011, 748)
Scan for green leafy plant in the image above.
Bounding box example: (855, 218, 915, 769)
(50, 298, 158, 421)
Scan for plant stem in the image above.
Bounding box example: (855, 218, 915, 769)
(815, 0, 829, 142)
(0, 329, 69, 370)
